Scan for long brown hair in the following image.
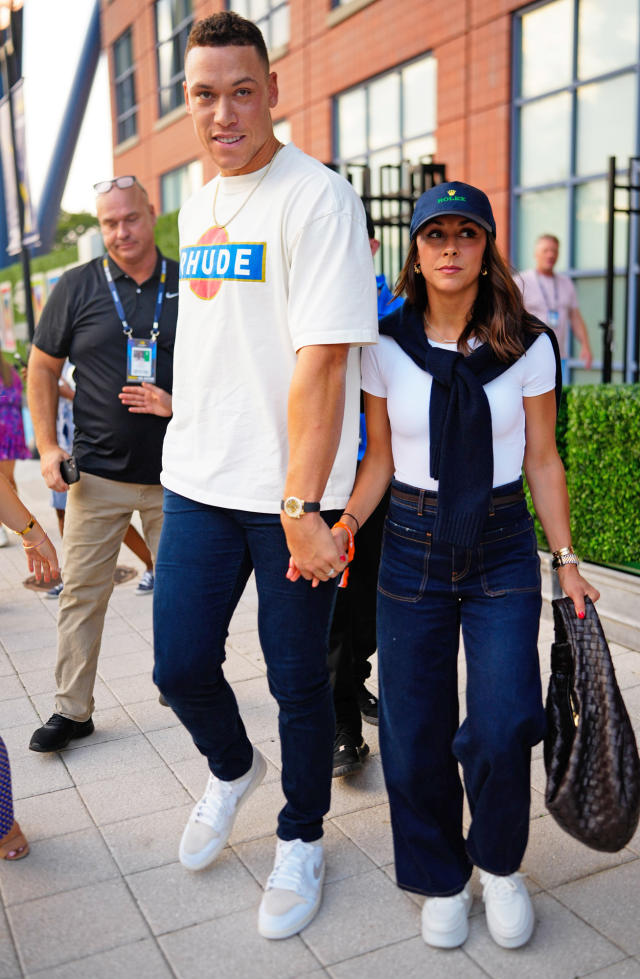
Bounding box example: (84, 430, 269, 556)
(394, 232, 542, 362)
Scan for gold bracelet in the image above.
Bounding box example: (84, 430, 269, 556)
(13, 515, 35, 537)
(23, 532, 48, 550)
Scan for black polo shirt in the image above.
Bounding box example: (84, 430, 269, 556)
(33, 251, 179, 484)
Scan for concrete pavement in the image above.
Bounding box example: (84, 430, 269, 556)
(1, 460, 640, 979)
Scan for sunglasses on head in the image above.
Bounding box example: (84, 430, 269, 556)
(93, 176, 139, 195)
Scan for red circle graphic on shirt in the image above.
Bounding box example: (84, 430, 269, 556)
(189, 225, 229, 301)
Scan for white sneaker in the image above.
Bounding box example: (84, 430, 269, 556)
(179, 747, 266, 871)
(0, 525, 10, 547)
(258, 838, 325, 940)
(422, 883, 472, 948)
(479, 871, 534, 948)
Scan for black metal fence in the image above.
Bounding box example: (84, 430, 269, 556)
(328, 159, 447, 287)
(603, 155, 640, 383)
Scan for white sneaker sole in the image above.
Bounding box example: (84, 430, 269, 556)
(486, 904, 534, 949)
(422, 916, 470, 949)
(258, 862, 325, 940)
(179, 749, 267, 871)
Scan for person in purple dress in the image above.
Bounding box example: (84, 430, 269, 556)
(0, 355, 31, 547)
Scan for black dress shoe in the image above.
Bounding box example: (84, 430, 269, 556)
(357, 684, 379, 726)
(333, 731, 370, 778)
(29, 713, 95, 753)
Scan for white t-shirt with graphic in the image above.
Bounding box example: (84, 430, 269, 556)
(361, 332, 556, 489)
(161, 143, 379, 512)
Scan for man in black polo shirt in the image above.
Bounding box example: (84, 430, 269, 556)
(26, 176, 179, 752)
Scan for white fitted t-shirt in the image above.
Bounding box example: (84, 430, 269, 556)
(361, 332, 556, 489)
(161, 144, 378, 512)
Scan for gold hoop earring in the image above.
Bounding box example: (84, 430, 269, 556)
(481, 266, 488, 276)
(414, 263, 421, 274)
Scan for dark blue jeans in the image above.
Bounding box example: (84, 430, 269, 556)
(377, 479, 545, 897)
(153, 490, 340, 842)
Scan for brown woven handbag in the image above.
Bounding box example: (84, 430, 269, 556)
(544, 596, 640, 852)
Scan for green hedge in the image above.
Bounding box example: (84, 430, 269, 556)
(524, 389, 568, 552)
(566, 384, 640, 566)
(154, 210, 179, 262)
(526, 384, 640, 568)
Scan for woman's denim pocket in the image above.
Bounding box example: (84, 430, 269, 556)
(479, 512, 541, 597)
(378, 516, 431, 603)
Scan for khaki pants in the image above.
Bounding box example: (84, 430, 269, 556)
(55, 472, 164, 721)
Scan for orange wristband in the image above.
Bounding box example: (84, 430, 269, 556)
(332, 520, 355, 588)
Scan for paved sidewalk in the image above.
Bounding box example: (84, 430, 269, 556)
(1, 460, 639, 979)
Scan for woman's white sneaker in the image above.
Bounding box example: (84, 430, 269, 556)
(258, 838, 325, 939)
(421, 884, 472, 948)
(479, 871, 534, 948)
(179, 747, 266, 871)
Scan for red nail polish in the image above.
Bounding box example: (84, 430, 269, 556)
(578, 610, 585, 619)
(340, 555, 346, 562)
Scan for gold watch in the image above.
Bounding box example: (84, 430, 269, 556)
(552, 546, 580, 570)
(281, 496, 321, 519)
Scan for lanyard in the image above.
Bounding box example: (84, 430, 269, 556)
(536, 272, 559, 312)
(103, 257, 167, 340)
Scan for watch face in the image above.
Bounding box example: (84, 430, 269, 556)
(283, 496, 303, 518)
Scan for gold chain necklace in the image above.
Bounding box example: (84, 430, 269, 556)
(424, 317, 459, 344)
(212, 144, 283, 229)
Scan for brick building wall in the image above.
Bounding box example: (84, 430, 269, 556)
(101, 0, 522, 253)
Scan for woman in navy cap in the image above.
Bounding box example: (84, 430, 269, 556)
(329, 182, 599, 949)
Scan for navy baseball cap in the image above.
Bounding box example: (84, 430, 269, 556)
(410, 181, 496, 239)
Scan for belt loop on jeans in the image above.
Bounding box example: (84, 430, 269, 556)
(417, 490, 425, 516)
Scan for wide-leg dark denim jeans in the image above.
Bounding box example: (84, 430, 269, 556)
(153, 490, 339, 843)
(377, 479, 546, 897)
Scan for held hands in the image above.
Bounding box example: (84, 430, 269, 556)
(119, 382, 172, 417)
(283, 513, 348, 588)
(558, 564, 600, 618)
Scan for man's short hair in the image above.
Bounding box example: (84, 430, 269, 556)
(536, 233, 560, 246)
(185, 11, 270, 71)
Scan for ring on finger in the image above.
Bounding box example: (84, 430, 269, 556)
(328, 569, 337, 577)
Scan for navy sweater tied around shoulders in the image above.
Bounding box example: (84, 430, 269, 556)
(378, 301, 562, 549)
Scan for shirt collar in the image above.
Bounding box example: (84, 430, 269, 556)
(106, 248, 162, 283)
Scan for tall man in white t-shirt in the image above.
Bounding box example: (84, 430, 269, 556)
(153, 12, 378, 941)
(517, 234, 592, 383)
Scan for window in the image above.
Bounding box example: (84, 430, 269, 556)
(227, 2, 289, 51)
(155, 0, 194, 118)
(333, 54, 436, 195)
(334, 55, 436, 282)
(113, 28, 137, 144)
(161, 160, 203, 213)
(512, 0, 639, 381)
